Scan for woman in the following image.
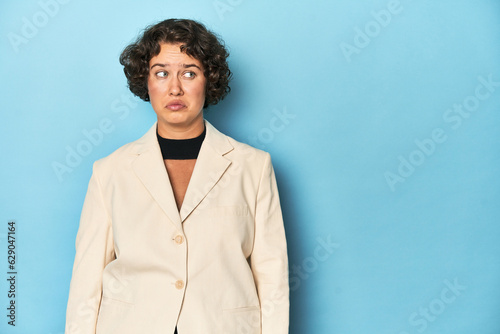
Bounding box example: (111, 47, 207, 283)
(65, 19, 289, 334)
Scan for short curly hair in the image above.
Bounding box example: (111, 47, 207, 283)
(119, 19, 232, 108)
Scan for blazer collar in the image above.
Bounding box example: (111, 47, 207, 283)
(131, 119, 234, 229)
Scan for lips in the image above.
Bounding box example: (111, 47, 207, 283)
(166, 100, 186, 111)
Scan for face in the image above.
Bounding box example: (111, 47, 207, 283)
(147, 43, 206, 138)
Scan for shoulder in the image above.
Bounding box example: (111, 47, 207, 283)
(93, 123, 157, 172)
(227, 135, 270, 161)
(208, 121, 272, 169)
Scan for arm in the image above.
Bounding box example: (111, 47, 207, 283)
(65, 162, 115, 334)
(250, 153, 290, 334)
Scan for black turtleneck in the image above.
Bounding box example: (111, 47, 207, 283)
(156, 125, 206, 160)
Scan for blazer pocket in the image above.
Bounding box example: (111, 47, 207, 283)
(208, 205, 250, 217)
(96, 296, 134, 334)
(222, 305, 260, 334)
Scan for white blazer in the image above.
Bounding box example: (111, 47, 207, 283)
(65, 119, 289, 334)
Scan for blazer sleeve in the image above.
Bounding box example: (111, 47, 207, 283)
(250, 153, 290, 334)
(65, 162, 115, 334)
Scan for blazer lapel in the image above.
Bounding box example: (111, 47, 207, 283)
(130, 119, 234, 229)
(180, 119, 233, 222)
(131, 123, 182, 229)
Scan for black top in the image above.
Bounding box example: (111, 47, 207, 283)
(156, 125, 206, 160)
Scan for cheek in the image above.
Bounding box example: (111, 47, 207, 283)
(192, 81, 207, 104)
(147, 80, 165, 103)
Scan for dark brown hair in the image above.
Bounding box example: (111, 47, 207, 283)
(119, 19, 232, 108)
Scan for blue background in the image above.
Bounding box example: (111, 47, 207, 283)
(1, 0, 500, 333)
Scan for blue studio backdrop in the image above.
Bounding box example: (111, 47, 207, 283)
(1, 0, 500, 333)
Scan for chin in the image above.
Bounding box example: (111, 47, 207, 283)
(163, 115, 196, 126)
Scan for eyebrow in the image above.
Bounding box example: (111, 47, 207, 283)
(150, 63, 202, 70)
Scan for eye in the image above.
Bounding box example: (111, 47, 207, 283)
(155, 71, 168, 78)
(183, 71, 196, 79)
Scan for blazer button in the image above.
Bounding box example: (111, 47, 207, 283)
(175, 280, 185, 289)
(174, 235, 184, 244)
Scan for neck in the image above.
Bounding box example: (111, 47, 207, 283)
(156, 123, 206, 160)
(157, 115, 205, 139)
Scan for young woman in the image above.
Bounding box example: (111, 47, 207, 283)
(65, 19, 289, 334)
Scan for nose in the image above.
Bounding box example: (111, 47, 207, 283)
(168, 76, 183, 96)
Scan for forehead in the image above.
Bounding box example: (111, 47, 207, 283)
(149, 43, 202, 66)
